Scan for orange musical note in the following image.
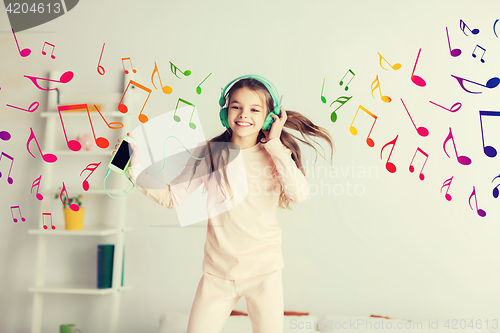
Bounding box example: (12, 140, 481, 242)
(468, 186, 486, 217)
(151, 61, 173, 94)
(429, 100, 462, 113)
(31, 175, 44, 200)
(196, 73, 212, 95)
(380, 135, 398, 173)
(58, 104, 109, 149)
(94, 105, 123, 129)
(445, 27, 462, 57)
(411, 48, 426, 87)
(97, 43, 105, 75)
(118, 80, 152, 123)
(472, 45, 486, 63)
(170, 61, 191, 79)
(24, 71, 73, 91)
(12, 29, 31, 57)
(371, 75, 391, 103)
(330, 96, 352, 123)
(349, 105, 377, 147)
(400, 99, 428, 137)
(10, 206, 26, 223)
(42, 212, 55, 230)
(339, 69, 355, 91)
(173, 98, 197, 129)
(6, 101, 39, 113)
(0, 152, 14, 184)
(121, 57, 137, 74)
(459, 19, 480, 36)
(60, 182, 79, 212)
(41, 42, 56, 59)
(378, 52, 401, 71)
(27, 128, 57, 163)
(409, 147, 429, 180)
(440, 176, 454, 201)
(443, 127, 471, 165)
(80, 162, 101, 191)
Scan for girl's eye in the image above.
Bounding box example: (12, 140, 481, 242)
(252, 109, 260, 112)
(231, 106, 239, 110)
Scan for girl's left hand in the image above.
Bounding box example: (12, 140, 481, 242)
(263, 106, 287, 142)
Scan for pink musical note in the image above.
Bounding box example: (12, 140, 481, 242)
(0, 152, 14, 184)
(41, 42, 56, 59)
(94, 105, 123, 129)
(12, 29, 31, 57)
(339, 69, 355, 91)
(460, 19, 480, 36)
(0, 131, 11, 141)
(469, 186, 486, 217)
(31, 175, 44, 200)
(122, 57, 137, 74)
(445, 27, 462, 57)
(58, 104, 109, 149)
(443, 127, 471, 165)
(151, 61, 173, 94)
(10, 206, 26, 223)
(330, 96, 352, 123)
(411, 48, 426, 87)
(27, 128, 57, 163)
(492, 174, 500, 198)
(349, 105, 377, 147)
(380, 135, 398, 173)
(371, 76, 391, 103)
(378, 52, 401, 71)
(118, 80, 152, 123)
(24, 71, 74, 91)
(6, 101, 39, 113)
(472, 45, 486, 63)
(80, 162, 101, 191)
(440, 176, 454, 201)
(450, 74, 500, 94)
(479, 111, 500, 158)
(42, 212, 55, 230)
(409, 147, 429, 180)
(97, 43, 105, 75)
(429, 100, 462, 113)
(60, 182, 79, 212)
(400, 99, 428, 137)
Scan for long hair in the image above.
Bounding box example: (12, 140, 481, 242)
(189, 78, 334, 209)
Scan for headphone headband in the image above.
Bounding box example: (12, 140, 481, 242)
(219, 75, 280, 111)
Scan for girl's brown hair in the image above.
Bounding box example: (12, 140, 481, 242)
(189, 78, 334, 209)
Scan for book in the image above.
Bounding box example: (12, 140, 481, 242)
(97, 244, 124, 289)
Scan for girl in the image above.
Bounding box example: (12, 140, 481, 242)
(114, 76, 334, 333)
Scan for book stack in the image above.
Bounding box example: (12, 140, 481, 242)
(97, 244, 124, 289)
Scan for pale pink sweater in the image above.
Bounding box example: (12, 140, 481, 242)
(127, 138, 308, 280)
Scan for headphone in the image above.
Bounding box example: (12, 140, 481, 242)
(219, 75, 281, 132)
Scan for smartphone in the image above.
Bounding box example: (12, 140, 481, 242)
(108, 135, 138, 175)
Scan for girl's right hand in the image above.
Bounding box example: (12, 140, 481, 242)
(112, 133, 140, 167)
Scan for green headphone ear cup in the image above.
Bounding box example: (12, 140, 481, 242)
(219, 107, 230, 129)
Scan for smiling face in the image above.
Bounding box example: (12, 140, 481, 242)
(227, 87, 268, 148)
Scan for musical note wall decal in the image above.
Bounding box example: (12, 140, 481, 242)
(97, 43, 105, 75)
(339, 69, 355, 91)
(492, 174, 500, 198)
(118, 80, 152, 123)
(27, 127, 57, 163)
(0, 152, 14, 184)
(58, 104, 109, 149)
(378, 52, 401, 70)
(94, 105, 123, 129)
(57, 105, 82, 151)
(411, 48, 426, 87)
(349, 105, 377, 147)
(41, 42, 56, 59)
(494, 19, 499, 38)
(380, 135, 398, 173)
(459, 19, 480, 36)
(371, 76, 391, 103)
(450, 74, 500, 94)
(409, 147, 429, 180)
(80, 162, 101, 191)
(0, 131, 11, 141)
(151, 61, 173, 94)
(24, 71, 74, 91)
(400, 99, 428, 137)
(60, 182, 79, 212)
(42, 212, 55, 230)
(321, 78, 327, 103)
(6, 101, 39, 113)
(443, 127, 471, 165)
(478, 110, 500, 158)
(170, 61, 191, 79)
(12, 29, 31, 57)
(472, 45, 486, 63)
(330, 96, 352, 123)
(11, 206, 26, 223)
(31, 175, 44, 200)
(468, 186, 486, 217)
(440, 176, 454, 201)
(429, 100, 462, 113)
(121, 57, 137, 74)
(445, 27, 462, 57)
(173, 98, 197, 129)
(196, 72, 212, 95)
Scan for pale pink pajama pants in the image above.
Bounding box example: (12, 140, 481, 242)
(187, 269, 283, 333)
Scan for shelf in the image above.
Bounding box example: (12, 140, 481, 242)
(28, 285, 131, 295)
(43, 188, 124, 196)
(40, 111, 126, 118)
(28, 226, 132, 236)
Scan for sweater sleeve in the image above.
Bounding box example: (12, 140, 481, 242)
(263, 138, 309, 203)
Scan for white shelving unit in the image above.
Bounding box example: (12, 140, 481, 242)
(29, 71, 133, 333)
